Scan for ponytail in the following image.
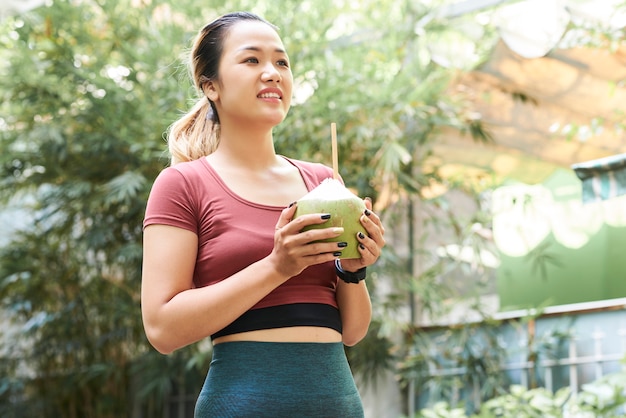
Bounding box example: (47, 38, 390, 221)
(167, 97, 220, 165)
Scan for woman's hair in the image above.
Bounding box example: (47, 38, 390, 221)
(167, 12, 276, 165)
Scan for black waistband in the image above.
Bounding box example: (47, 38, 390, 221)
(211, 303, 342, 340)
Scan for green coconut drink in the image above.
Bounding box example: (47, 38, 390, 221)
(294, 178, 367, 259)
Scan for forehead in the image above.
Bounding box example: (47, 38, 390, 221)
(222, 20, 286, 54)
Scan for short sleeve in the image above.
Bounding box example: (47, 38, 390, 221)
(143, 167, 198, 234)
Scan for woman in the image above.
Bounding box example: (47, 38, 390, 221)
(141, 11, 385, 417)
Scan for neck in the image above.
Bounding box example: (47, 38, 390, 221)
(212, 123, 280, 169)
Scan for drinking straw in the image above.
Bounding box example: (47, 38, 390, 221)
(331, 122, 339, 180)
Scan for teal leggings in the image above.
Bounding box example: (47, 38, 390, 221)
(194, 341, 364, 418)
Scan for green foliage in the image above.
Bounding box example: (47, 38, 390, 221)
(0, 0, 211, 415)
(414, 367, 626, 418)
(417, 401, 468, 418)
(0, 0, 496, 416)
(476, 385, 571, 418)
(574, 370, 626, 417)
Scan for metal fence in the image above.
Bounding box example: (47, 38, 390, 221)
(412, 298, 626, 413)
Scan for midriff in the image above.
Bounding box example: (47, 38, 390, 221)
(212, 326, 343, 345)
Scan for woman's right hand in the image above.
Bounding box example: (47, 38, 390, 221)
(269, 202, 346, 278)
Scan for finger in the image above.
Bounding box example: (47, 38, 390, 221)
(287, 212, 337, 235)
(362, 198, 384, 232)
(360, 211, 385, 246)
(363, 208, 383, 231)
(357, 231, 380, 258)
(275, 201, 298, 231)
(340, 237, 373, 271)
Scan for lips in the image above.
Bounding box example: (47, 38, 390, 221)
(257, 88, 282, 99)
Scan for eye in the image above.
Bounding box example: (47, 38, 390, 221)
(244, 57, 259, 64)
(277, 59, 289, 68)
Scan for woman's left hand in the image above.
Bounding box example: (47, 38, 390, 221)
(339, 198, 385, 272)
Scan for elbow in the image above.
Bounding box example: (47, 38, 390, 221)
(342, 325, 370, 347)
(142, 304, 186, 354)
(145, 330, 172, 355)
(342, 338, 360, 347)
(151, 340, 176, 356)
(343, 334, 366, 347)
(143, 322, 178, 355)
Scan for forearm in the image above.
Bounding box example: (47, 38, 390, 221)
(143, 256, 288, 354)
(336, 280, 372, 346)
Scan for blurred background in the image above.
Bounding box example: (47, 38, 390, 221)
(1, 0, 625, 417)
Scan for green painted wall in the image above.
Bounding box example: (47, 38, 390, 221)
(493, 170, 626, 311)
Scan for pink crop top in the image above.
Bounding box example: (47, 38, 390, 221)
(143, 157, 342, 338)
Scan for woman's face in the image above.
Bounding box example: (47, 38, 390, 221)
(206, 20, 293, 128)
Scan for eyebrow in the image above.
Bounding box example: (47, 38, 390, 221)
(236, 45, 287, 54)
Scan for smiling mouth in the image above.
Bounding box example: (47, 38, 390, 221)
(258, 92, 281, 99)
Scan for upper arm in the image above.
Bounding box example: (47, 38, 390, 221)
(141, 224, 198, 327)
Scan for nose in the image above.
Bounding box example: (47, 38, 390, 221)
(261, 64, 281, 83)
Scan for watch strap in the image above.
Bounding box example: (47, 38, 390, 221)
(335, 259, 367, 284)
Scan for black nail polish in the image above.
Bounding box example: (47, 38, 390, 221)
(337, 242, 348, 248)
(288, 201, 297, 208)
(358, 232, 365, 239)
(333, 251, 342, 257)
(321, 214, 331, 220)
(364, 209, 371, 216)
(359, 244, 365, 250)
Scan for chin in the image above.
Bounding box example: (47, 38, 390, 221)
(265, 113, 289, 126)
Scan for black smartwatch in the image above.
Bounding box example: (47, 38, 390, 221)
(335, 259, 367, 284)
